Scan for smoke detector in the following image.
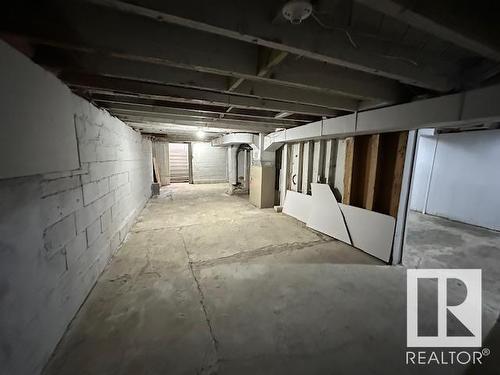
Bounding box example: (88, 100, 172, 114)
(282, 1, 313, 25)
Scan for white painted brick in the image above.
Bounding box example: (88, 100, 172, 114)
(78, 233, 111, 276)
(88, 161, 127, 182)
(75, 191, 114, 232)
(82, 178, 109, 205)
(110, 232, 121, 253)
(111, 200, 125, 223)
(41, 188, 83, 227)
(79, 140, 98, 163)
(109, 172, 128, 191)
(65, 231, 87, 269)
(42, 165, 88, 181)
(96, 145, 117, 161)
(44, 249, 68, 287)
(86, 219, 101, 247)
(114, 182, 131, 201)
(41, 175, 81, 197)
(75, 116, 100, 141)
(100, 208, 111, 234)
(44, 214, 76, 255)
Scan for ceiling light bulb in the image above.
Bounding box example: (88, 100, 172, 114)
(196, 130, 205, 139)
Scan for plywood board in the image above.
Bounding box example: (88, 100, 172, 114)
(307, 184, 351, 245)
(282, 190, 311, 223)
(339, 203, 395, 262)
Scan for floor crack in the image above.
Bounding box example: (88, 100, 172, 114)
(191, 238, 330, 269)
(180, 233, 220, 374)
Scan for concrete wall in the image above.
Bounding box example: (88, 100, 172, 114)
(192, 142, 228, 183)
(0, 46, 152, 375)
(410, 129, 500, 230)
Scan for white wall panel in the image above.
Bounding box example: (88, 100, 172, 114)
(411, 129, 500, 230)
(409, 131, 437, 212)
(0, 41, 79, 178)
(192, 142, 228, 183)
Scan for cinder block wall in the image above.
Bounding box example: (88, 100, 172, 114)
(0, 51, 152, 374)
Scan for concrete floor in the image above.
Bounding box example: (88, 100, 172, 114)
(44, 184, 500, 375)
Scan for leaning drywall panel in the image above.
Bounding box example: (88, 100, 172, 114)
(339, 203, 395, 262)
(0, 41, 79, 178)
(307, 184, 351, 244)
(283, 190, 311, 223)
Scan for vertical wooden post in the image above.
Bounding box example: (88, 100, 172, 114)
(297, 142, 304, 192)
(301, 141, 314, 194)
(363, 134, 380, 210)
(343, 137, 354, 204)
(389, 132, 408, 217)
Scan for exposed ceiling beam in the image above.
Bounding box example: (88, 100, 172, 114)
(82, 0, 455, 91)
(1, 1, 408, 102)
(103, 105, 300, 128)
(92, 97, 309, 124)
(101, 104, 304, 126)
(37, 53, 359, 111)
(116, 114, 279, 133)
(16, 33, 392, 104)
(275, 112, 292, 119)
(64, 73, 343, 117)
(355, 0, 500, 63)
(128, 122, 249, 135)
(228, 48, 288, 92)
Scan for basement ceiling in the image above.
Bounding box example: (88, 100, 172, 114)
(2, 0, 500, 140)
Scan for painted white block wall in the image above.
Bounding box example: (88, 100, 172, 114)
(410, 129, 500, 230)
(0, 44, 152, 375)
(192, 142, 228, 183)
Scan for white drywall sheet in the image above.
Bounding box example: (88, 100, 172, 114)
(282, 190, 311, 223)
(0, 41, 79, 178)
(339, 203, 395, 262)
(281, 185, 395, 262)
(307, 183, 351, 245)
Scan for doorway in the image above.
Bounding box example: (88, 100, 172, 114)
(169, 143, 190, 183)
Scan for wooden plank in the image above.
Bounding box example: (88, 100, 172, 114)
(296, 142, 304, 193)
(363, 134, 380, 210)
(389, 132, 408, 217)
(342, 137, 355, 204)
(152, 157, 162, 185)
(373, 131, 408, 217)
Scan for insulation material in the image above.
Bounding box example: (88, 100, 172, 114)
(339, 203, 395, 262)
(307, 183, 351, 245)
(282, 190, 312, 223)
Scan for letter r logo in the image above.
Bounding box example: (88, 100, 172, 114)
(407, 269, 482, 347)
